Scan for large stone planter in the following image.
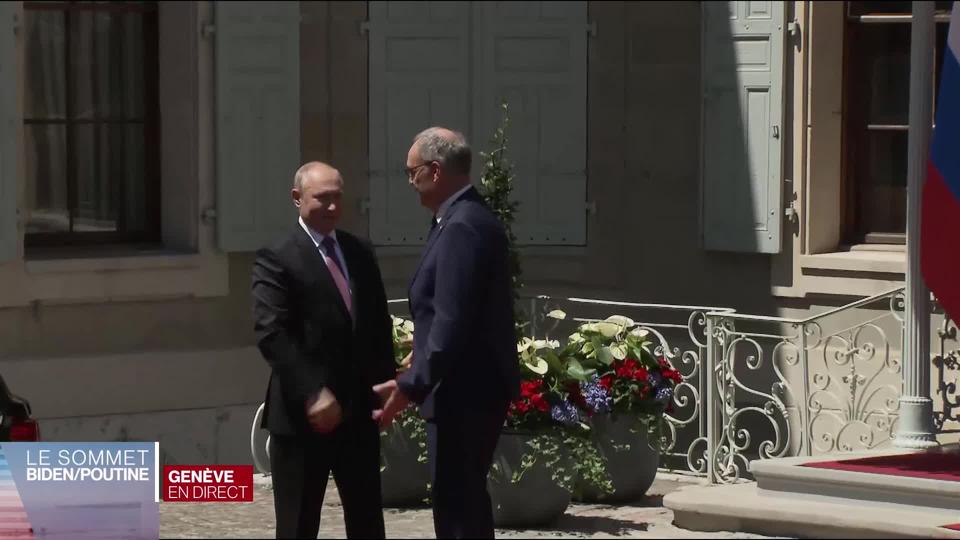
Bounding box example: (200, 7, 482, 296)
(380, 418, 430, 507)
(488, 430, 571, 528)
(574, 414, 659, 503)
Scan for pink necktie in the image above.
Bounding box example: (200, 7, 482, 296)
(321, 237, 352, 317)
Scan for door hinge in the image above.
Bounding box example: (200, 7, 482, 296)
(585, 200, 597, 216)
(359, 197, 371, 215)
(784, 202, 797, 222)
(359, 21, 370, 36)
(201, 207, 217, 225)
(784, 178, 798, 223)
(587, 21, 597, 37)
(12, 13, 20, 35)
(200, 22, 215, 39)
(787, 20, 801, 39)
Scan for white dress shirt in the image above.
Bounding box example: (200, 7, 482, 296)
(298, 217, 352, 289)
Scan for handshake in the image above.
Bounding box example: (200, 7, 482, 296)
(304, 351, 413, 433)
(372, 350, 413, 430)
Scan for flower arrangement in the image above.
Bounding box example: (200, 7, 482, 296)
(491, 336, 612, 494)
(561, 315, 683, 442)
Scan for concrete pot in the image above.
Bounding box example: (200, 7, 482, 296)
(574, 413, 659, 503)
(488, 431, 571, 528)
(379, 419, 430, 507)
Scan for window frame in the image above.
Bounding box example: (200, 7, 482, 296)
(22, 0, 161, 249)
(839, 1, 953, 247)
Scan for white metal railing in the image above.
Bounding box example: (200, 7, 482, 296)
(251, 288, 957, 484)
(934, 310, 960, 435)
(702, 288, 906, 483)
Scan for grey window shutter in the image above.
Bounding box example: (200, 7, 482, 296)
(215, 1, 300, 252)
(0, 2, 17, 262)
(368, 1, 471, 246)
(474, 1, 587, 246)
(702, 1, 785, 254)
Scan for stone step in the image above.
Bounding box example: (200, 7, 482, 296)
(663, 482, 960, 539)
(749, 451, 960, 511)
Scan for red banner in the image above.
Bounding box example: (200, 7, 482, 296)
(162, 465, 254, 502)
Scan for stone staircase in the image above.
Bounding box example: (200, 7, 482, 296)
(663, 447, 960, 539)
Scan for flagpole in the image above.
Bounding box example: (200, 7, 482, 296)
(895, 0, 938, 449)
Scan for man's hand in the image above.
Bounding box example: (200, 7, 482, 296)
(372, 380, 410, 431)
(305, 387, 342, 434)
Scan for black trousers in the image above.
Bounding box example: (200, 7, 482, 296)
(269, 417, 385, 539)
(427, 407, 508, 539)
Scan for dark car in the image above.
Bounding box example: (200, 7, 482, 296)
(0, 374, 39, 442)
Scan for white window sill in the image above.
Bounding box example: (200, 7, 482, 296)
(24, 250, 205, 274)
(800, 247, 906, 275)
(0, 249, 229, 307)
(778, 246, 907, 299)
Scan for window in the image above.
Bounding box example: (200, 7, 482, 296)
(23, 1, 159, 248)
(842, 1, 954, 245)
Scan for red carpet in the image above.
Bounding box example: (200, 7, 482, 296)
(800, 451, 960, 483)
(943, 523, 960, 531)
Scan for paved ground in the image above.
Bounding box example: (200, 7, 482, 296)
(160, 473, 782, 539)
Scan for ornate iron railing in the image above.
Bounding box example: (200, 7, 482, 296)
(702, 288, 905, 483)
(934, 310, 960, 434)
(252, 288, 958, 485)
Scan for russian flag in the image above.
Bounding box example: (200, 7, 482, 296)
(922, 2, 960, 321)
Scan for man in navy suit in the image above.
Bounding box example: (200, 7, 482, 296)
(373, 127, 520, 538)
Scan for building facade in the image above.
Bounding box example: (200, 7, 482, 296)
(0, 1, 953, 464)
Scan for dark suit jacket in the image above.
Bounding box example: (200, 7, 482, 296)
(397, 187, 521, 420)
(252, 225, 396, 436)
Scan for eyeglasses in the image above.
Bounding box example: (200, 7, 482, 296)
(403, 161, 435, 179)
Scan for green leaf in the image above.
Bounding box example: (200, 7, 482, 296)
(546, 309, 567, 320)
(524, 358, 549, 375)
(595, 322, 622, 338)
(605, 315, 635, 328)
(597, 346, 616, 366)
(566, 359, 594, 381)
(629, 327, 650, 339)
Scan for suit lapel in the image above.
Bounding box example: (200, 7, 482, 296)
(293, 226, 352, 322)
(337, 233, 361, 313)
(409, 187, 480, 292)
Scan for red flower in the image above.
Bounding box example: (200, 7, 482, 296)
(509, 399, 530, 416)
(530, 392, 549, 412)
(663, 368, 683, 384)
(520, 380, 543, 397)
(599, 375, 614, 390)
(632, 366, 649, 382)
(567, 382, 589, 411)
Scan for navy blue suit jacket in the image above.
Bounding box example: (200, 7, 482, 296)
(397, 187, 521, 420)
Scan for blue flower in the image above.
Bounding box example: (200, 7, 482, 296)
(647, 371, 664, 388)
(551, 400, 582, 425)
(580, 375, 612, 414)
(655, 386, 673, 403)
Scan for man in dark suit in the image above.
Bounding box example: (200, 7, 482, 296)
(373, 128, 521, 538)
(252, 161, 396, 539)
